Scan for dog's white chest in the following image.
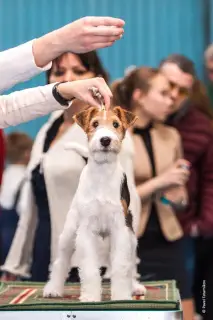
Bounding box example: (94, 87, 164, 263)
(78, 199, 123, 236)
(75, 163, 125, 234)
(77, 163, 123, 204)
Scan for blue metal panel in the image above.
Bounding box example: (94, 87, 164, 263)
(209, 0, 213, 41)
(0, 0, 205, 137)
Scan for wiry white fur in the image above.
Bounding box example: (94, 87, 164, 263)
(64, 141, 144, 290)
(43, 126, 145, 301)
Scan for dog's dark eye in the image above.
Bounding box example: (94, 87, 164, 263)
(92, 121, 99, 128)
(113, 121, 119, 129)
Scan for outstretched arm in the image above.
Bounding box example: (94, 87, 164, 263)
(0, 16, 124, 93)
(0, 77, 112, 128)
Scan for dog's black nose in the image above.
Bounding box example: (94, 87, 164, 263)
(100, 137, 111, 147)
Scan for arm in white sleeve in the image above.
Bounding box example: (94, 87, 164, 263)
(0, 40, 51, 93)
(0, 83, 69, 128)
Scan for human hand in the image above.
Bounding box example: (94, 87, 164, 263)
(53, 16, 125, 53)
(57, 77, 112, 109)
(33, 17, 124, 68)
(157, 159, 190, 189)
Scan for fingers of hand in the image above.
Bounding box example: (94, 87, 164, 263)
(176, 169, 189, 185)
(86, 96, 101, 108)
(176, 159, 190, 169)
(89, 42, 116, 51)
(86, 26, 124, 37)
(87, 78, 112, 109)
(83, 16, 125, 27)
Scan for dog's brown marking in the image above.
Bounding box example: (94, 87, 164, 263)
(121, 199, 128, 216)
(113, 106, 138, 130)
(73, 107, 98, 132)
(120, 173, 133, 231)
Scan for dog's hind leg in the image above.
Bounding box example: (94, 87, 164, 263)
(131, 244, 146, 296)
(76, 226, 102, 302)
(43, 204, 79, 298)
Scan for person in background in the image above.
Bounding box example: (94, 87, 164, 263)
(112, 67, 192, 320)
(0, 132, 33, 265)
(160, 54, 213, 320)
(204, 44, 213, 107)
(1, 50, 138, 284)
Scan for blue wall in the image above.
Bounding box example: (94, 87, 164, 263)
(0, 0, 206, 137)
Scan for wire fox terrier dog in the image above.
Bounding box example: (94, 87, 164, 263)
(43, 106, 145, 301)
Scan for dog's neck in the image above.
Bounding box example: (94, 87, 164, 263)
(87, 151, 119, 175)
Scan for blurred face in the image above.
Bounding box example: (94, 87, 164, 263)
(23, 149, 31, 166)
(49, 53, 96, 116)
(160, 63, 194, 111)
(49, 53, 95, 83)
(137, 74, 173, 122)
(205, 59, 213, 82)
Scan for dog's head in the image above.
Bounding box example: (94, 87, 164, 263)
(73, 106, 137, 163)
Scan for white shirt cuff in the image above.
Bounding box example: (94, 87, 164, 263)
(41, 83, 73, 111)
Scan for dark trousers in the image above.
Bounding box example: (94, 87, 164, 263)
(0, 208, 19, 266)
(193, 237, 213, 320)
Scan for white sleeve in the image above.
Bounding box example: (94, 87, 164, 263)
(0, 83, 70, 128)
(0, 40, 52, 93)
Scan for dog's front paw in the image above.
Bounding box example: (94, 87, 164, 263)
(132, 280, 146, 296)
(43, 281, 64, 298)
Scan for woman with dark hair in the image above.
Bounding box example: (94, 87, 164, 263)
(46, 52, 109, 84)
(160, 54, 213, 320)
(112, 67, 192, 319)
(1, 51, 111, 282)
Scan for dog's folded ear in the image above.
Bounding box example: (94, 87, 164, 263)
(113, 106, 138, 129)
(73, 107, 98, 131)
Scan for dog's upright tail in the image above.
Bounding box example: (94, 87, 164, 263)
(64, 142, 89, 159)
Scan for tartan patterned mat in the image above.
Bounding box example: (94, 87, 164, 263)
(0, 280, 181, 311)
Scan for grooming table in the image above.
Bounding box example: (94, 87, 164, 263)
(0, 280, 182, 319)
